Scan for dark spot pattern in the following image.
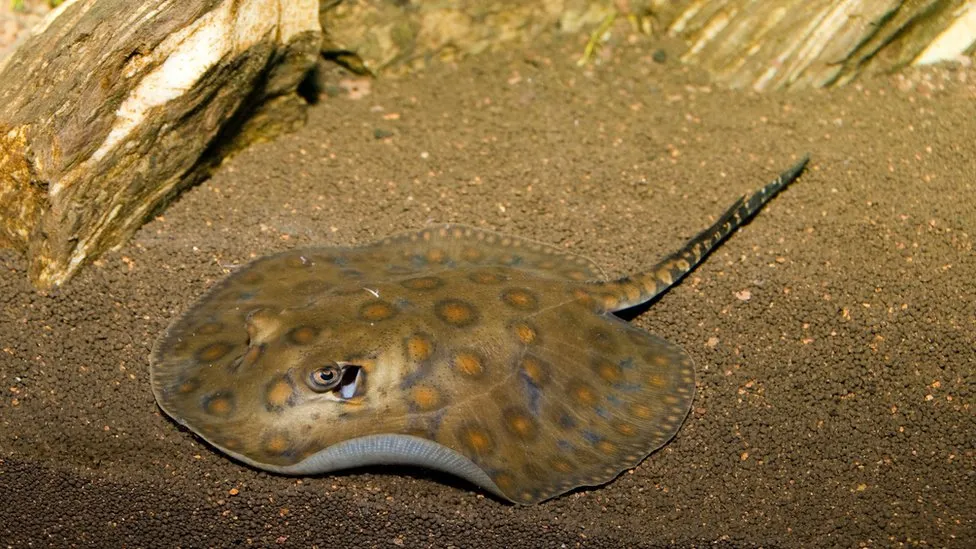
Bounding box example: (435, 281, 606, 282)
(405, 333, 435, 362)
(457, 423, 495, 456)
(567, 379, 599, 406)
(502, 407, 539, 440)
(196, 342, 233, 362)
(359, 300, 397, 321)
(287, 326, 318, 345)
(230, 343, 264, 373)
(265, 374, 298, 411)
(452, 350, 485, 377)
(262, 432, 293, 458)
(460, 246, 483, 262)
(434, 299, 479, 327)
(202, 391, 235, 417)
(400, 276, 445, 290)
(511, 321, 539, 345)
(196, 321, 224, 335)
(592, 357, 623, 383)
(410, 385, 442, 411)
(174, 377, 201, 395)
(500, 288, 539, 311)
(519, 355, 549, 386)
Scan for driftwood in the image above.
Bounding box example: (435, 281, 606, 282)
(323, 0, 974, 86)
(661, 0, 976, 90)
(0, 0, 321, 289)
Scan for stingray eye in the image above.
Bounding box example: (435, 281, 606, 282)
(308, 365, 342, 391)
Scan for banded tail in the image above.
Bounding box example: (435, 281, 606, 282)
(592, 155, 810, 313)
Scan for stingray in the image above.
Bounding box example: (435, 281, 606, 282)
(150, 156, 809, 504)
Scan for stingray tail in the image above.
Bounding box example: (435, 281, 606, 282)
(590, 155, 810, 312)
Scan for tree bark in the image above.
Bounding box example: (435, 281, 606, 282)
(0, 0, 321, 289)
(656, 0, 975, 90)
(321, 0, 973, 86)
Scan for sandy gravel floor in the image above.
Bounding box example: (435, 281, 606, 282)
(1, 31, 974, 548)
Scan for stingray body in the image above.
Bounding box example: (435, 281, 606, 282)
(151, 157, 809, 504)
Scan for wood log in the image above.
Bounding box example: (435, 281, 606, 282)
(0, 0, 321, 289)
(322, 0, 973, 86)
(656, 0, 976, 90)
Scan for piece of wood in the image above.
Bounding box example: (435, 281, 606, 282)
(650, 0, 976, 90)
(322, 0, 973, 86)
(0, 0, 321, 289)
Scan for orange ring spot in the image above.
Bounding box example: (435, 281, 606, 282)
(405, 334, 435, 362)
(648, 373, 668, 388)
(469, 271, 504, 284)
(596, 440, 617, 454)
(411, 386, 441, 411)
(458, 425, 494, 454)
(629, 403, 654, 419)
(550, 458, 575, 473)
(568, 381, 598, 406)
(425, 248, 447, 263)
(197, 342, 232, 362)
(650, 353, 671, 367)
(264, 433, 290, 455)
(401, 276, 444, 290)
(453, 351, 484, 377)
(501, 288, 538, 310)
(520, 356, 548, 385)
(614, 421, 638, 436)
(594, 359, 623, 383)
(435, 300, 478, 327)
(493, 472, 515, 492)
(197, 322, 224, 335)
(203, 393, 235, 417)
(359, 300, 397, 321)
(460, 247, 483, 261)
(565, 270, 587, 281)
(221, 438, 242, 451)
(513, 322, 537, 344)
(503, 408, 537, 439)
(288, 326, 318, 345)
(265, 378, 294, 409)
(177, 378, 200, 394)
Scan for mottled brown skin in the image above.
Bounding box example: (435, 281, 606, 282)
(151, 157, 808, 504)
